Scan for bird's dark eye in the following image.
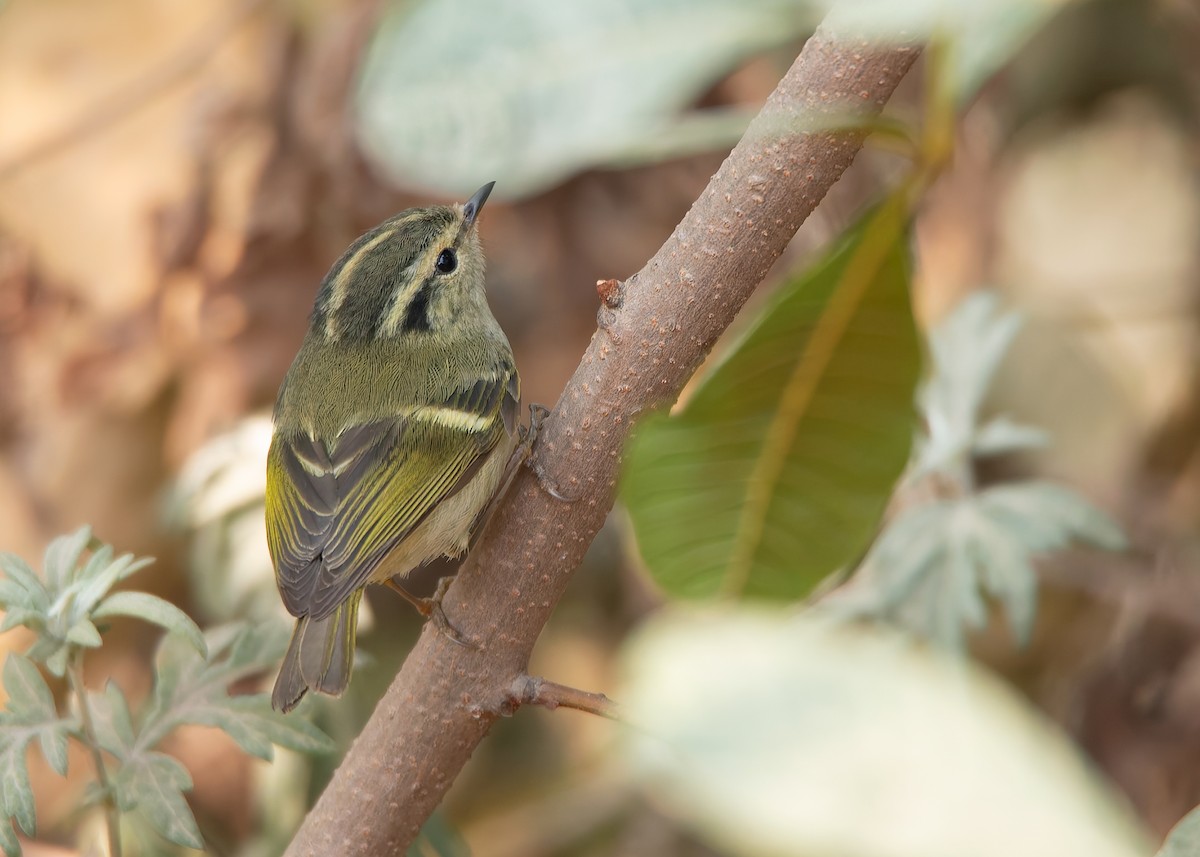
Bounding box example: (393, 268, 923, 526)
(435, 249, 457, 274)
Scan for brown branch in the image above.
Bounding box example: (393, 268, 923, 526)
(509, 675, 621, 720)
(285, 12, 920, 857)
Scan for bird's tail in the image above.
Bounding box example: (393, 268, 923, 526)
(272, 591, 363, 713)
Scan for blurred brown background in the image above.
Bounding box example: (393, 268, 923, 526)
(3, 0, 1200, 854)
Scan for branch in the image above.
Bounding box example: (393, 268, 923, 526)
(285, 12, 920, 856)
(509, 675, 621, 720)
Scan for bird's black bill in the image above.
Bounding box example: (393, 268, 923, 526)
(462, 181, 496, 228)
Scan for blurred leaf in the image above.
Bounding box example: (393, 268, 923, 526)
(0, 553, 49, 616)
(409, 812, 470, 857)
(356, 0, 819, 199)
(110, 751, 202, 850)
(1158, 804, 1200, 857)
(0, 655, 74, 842)
(139, 623, 332, 757)
(94, 592, 207, 657)
(821, 0, 1076, 102)
(41, 526, 91, 592)
(0, 818, 16, 857)
(971, 415, 1049, 457)
(913, 291, 1026, 479)
(623, 197, 919, 600)
(845, 481, 1126, 648)
(0, 530, 157, 676)
(619, 608, 1151, 857)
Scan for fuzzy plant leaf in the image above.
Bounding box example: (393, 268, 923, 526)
(912, 292, 1046, 479)
(138, 623, 333, 757)
(1158, 804, 1200, 857)
(622, 196, 920, 601)
(110, 751, 202, 850)
(93, 592, 206, 657)
(0, 655, 75, 851)
(0, 528, 156, 676)
(356, 0, 819, 199)
(845, 480, 1126, 649)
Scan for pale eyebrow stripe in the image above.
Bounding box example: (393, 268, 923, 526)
(379, 238, 446, 338)
(323, 227, 399, 339)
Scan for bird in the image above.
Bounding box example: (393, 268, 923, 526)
(265, 182, 520, 712)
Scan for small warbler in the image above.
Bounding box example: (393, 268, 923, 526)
(265, 182, 519, 712)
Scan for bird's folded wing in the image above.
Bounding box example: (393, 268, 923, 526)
(266, 369, 518, 621)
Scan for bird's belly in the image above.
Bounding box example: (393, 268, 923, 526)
(368, 434, 515, 583)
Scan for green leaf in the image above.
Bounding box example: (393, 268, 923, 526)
(139, 623, 332, 757)
(0, 554, 49, 613)
(845, 481, 1126, 649)
(0, 655, 74, 837)
(1159, 804, 1200, 857)
(112, 751, 202, 850)
(93, 592, 206, 657)
(88, 682, 137, 758)
(409, 812, 470, 857)
(64, 619, 102, 648)
(356, 0, 818, 199)
(41, 527, 91, 592)
(622, 197, 920, 600)
(72, 548, 154, 618)
(914, 291, 1025, 478)
(619, 608, 1152, 857)
(0, 818, 17, 857)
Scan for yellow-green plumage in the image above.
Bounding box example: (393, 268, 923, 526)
(266, 183, 518, 712)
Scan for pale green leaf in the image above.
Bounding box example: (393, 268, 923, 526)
(817, 0, 1076, 103)
(972, 416, 1049, 457)
(41, 527, 91, 592)
(914, 291, 1025, 477)
(619, 608, 1151, 857)
(64, 619, 102, 648)
(139, 623, 330, 757)
(356, 0, 819, 199)
(72, 548, 154, 618)
(0, 655, 74, 836)
(112, 752, 202, 849)
(1158, 804, 1200, 857)
(845, 481, 1125, 649)
(0, 818, 18, 857)
(0, 554, 48, 613)
(0, 610, 43, 635)
(94, 592, 206, 657)
(978, 481, 1127, 553)
(87, 682, 137, 759)
(623, 197, 920, 600)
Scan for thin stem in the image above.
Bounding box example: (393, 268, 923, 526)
(510, 676, 620, 720)
(69, 650, 121, 857)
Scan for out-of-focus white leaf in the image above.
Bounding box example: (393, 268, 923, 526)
(972, 416, 1049, 456)
(820, 0, 1077, 102)
(1158, 805, 1200, 857)
(619, 608, 1151, 857)
(171, 416, 287, 623)
(355, 0, 819, 199)
(915, 292, 1025, 477)
(834, 481, 1124, 649)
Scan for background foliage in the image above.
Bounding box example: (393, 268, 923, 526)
(2, 0, 1199, 854)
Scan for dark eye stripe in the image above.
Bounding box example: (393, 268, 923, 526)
(402, 275, 434, 332)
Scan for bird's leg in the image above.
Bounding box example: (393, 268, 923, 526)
(384, 577, 474, 648)
(518, 404, 580, 502)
